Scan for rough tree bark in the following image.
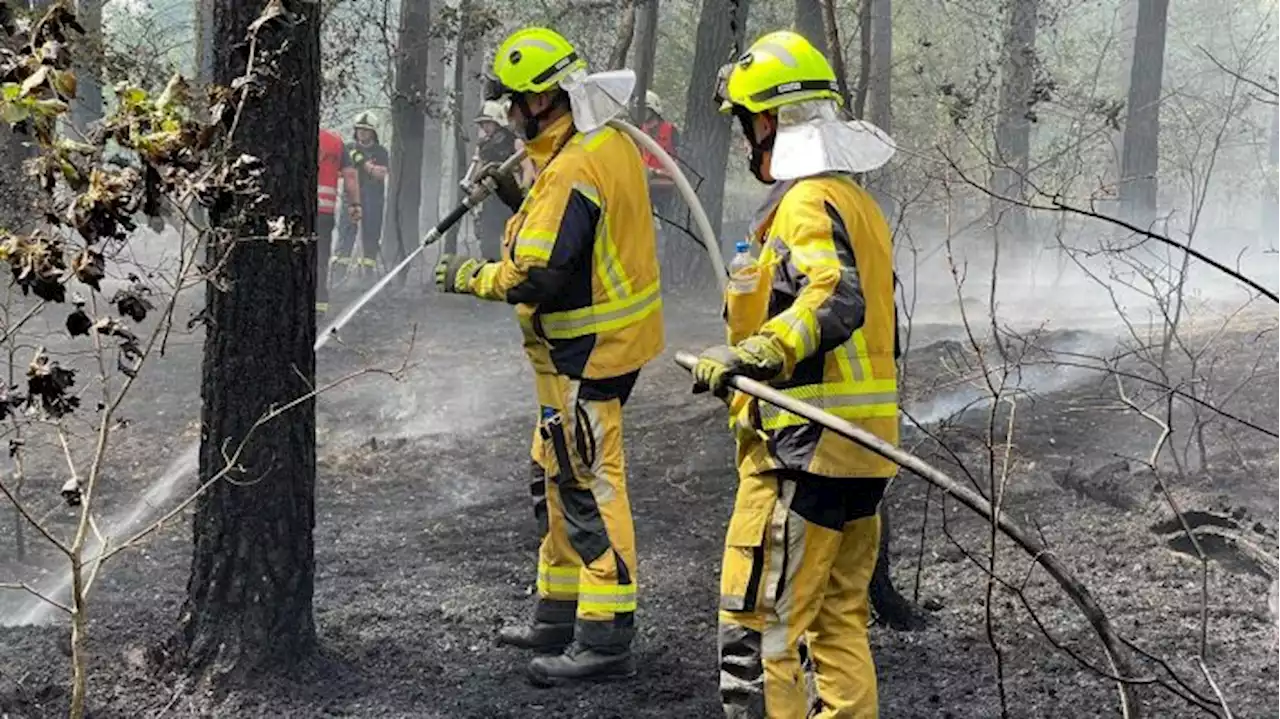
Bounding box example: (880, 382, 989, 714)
(458, 7, 482, 251)
(865, 0, 893, 215)
(990, 0, 1039, 247)
(388, 0, 430, 276)
(853, 0, 870, 119)
(442, 0, 468, 254)
(175, 0, 320, 681)
(608, 0, 637, 71)
(193, 0, 216, 89)
(632, 0, 658, 122)
(794, 0, 828, 55)
(421, 17, 446, 232)
(681, 0, 750, 259)
(69, 0, 102, 135)
(1106, 0, 1138, 212)
(818, 0, 850, 108)
(1117, 0, 1169, 230)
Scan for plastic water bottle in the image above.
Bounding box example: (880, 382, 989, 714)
(727, 239, 758, 294)
(729, 240, 754, 275)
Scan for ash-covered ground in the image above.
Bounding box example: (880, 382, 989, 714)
(0, 276, 1275, 718)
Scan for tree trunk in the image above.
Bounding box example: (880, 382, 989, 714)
(1106, 0, 1138, 216)
(681, 0, 750, 261)
(864, 0, 893, 215)
(193, 0, 216, 89)
(608, 0, 637, 71)
(990, 0, 1039, 247)
(817, 0, 850, 109)
(421, 21, 446, 233)
(794, 0, 828, 55)
(853, 0, 870, 119)
(69, 0, 102, 136)
(441, 0, 468, 254)
(175, 0, 320, 681)
(388, 0, 430, 278)
(632, 0, 658, 122)
(1117, 0, 1168, 231)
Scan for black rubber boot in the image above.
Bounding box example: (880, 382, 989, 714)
(526, 643, 637, 687)
(496, 622, 574, 653)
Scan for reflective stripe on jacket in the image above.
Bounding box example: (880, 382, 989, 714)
(470, 113, 664, 379)
(725, 174, 898, 478)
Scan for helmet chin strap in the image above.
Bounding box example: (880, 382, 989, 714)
(734, 108, 777, 185)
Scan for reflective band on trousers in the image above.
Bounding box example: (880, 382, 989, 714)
(758, 380, 899, 431)
(538, 563, 580, 597)
(539, 280, 662, 340)
(578, 584, 638, 614)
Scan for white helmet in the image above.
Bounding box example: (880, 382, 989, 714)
(474, 99, 508, 127)
(645, 90, 663, 116)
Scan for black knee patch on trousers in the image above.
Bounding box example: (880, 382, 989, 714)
(545, 417, 610, 565)
(530, 459, 548, 536)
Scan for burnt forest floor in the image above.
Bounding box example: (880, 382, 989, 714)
(0, 278, 1276, 718)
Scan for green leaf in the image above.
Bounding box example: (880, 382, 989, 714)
(1, 83, 21, 101)
(119, 86, 147, 109)
(0, 101, 29, 124)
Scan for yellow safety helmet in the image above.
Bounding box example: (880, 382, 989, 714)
(486, 27, 587, 100)
(715, 31, 842, 115)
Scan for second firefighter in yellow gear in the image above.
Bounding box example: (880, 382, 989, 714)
(694, 30, 899, 719)
(434, 25, 663, 687)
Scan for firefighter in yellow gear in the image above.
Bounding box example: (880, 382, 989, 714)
(434, 26, 663, 687)
(692, 31, 899, 719)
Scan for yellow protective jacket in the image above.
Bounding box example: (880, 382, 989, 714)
(469, 113, 664, 379)
(725, 174, 898, 478)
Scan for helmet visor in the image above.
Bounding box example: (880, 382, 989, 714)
(713, 62, 735, 112)
(484, 74, 514, 102)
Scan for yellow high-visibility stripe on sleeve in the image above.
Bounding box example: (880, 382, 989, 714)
(515, 228, 557, 262)
(763, 306, 819, 360)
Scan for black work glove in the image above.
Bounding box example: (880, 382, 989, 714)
(480, 162, 524, 212)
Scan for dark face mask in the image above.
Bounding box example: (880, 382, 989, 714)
(734, 109, 776, 185)
(513, 94, 564, 142)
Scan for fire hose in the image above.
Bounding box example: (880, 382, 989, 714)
(671, 351, 1141, 717)
(318, 118, 726, 351)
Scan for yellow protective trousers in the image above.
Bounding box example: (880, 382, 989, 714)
(530, 371, 639, 651)
(718, 462, 887, 719)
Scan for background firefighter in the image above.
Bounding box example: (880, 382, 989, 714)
(639, 90, 680, 241)
(471, 99, 534, 259)
(316, 127, 361, 316)
(692, 31, 899, 719)
(434, 26, 663, 688)
(334, 113, 390, 280)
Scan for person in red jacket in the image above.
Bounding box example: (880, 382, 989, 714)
(639, 90, 680, 237)
(318, 127, 362, 315)
(640, 88, 680, 209)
